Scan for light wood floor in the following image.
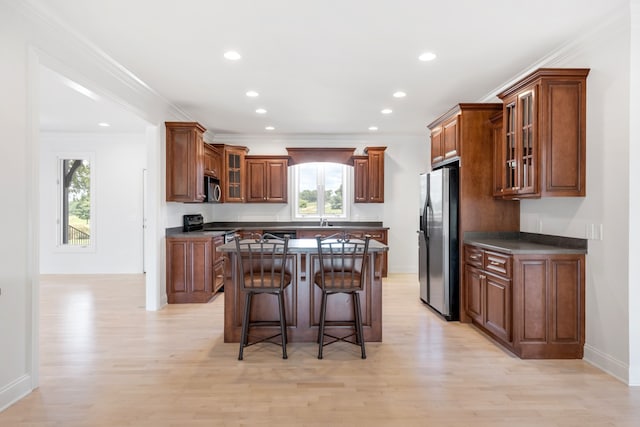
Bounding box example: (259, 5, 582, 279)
(1, 274, 639, 426)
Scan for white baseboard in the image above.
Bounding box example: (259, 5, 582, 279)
(0, 374, 33, 412)
(583, 343, 629, 384)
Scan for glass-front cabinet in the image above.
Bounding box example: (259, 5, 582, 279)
(499, 87, 537, 198)
(215, 144, 248, 203)
(496, 68, 589, 199)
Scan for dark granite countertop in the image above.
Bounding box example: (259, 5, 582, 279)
(217, 238, 388, 253)
(166, 221, 388, 236)
(463, 232, 588, 255)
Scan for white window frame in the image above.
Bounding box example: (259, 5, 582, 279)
(292, 162, 350, 221)
(56, 152, 96, 252)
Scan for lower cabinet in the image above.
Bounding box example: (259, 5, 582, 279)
(463, 243, 584, 359)
(212, 236, 225, 293)
(166, 236, 226, 303)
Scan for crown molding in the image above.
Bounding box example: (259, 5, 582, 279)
(478, 5, 630, 103)
(11, 0, 192, 122)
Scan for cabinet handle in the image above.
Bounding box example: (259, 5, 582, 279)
(489, 261, 502, 266)
(479, 274, 486, 279)
(512, 186, 520, 190)
(470, 255, 480, 260)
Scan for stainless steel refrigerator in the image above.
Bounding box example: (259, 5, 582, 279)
(419, 167, 459, 320)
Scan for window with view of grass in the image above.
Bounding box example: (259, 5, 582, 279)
(58, 156, 94, 249)
(293, 162, 349, 220)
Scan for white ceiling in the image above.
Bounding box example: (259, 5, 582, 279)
(34, 0, 628, 136)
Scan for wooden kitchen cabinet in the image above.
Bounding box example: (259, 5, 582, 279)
(489, 111, 505, 197)
(496, 68, 589, 198)
(212, 235, 225, 293)
(165, 122, 206, 202)
(430, 116, 458, 165)
(214, 144, 248, 203)
(463, 243, 585, 358)
(166, 235, 227, 303)
(429, 104, 520, 322)
(353, 146, 386, 203)
(245, 156, 289, 203)
(166, 236, 214, 303)
(203, 143, 222, 179)
(353, 156, 369, 203)
(463, 246, 512, 344)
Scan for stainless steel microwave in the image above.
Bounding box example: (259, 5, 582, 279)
(204, 176, 221, 203)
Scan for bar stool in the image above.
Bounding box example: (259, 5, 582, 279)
(235, 233, 291, 360)
(314, 232, 371, 359)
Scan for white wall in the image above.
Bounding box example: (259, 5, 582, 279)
(188, 134, 427, 274)
(627, 0, 640, 386)
(0, 0, 188, 411)
(499, 9, 634, 382)
(39, 132, 147, 274)
(0, 0, 32, 410)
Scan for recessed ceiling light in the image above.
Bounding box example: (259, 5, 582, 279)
(418, 52, 437, 62)
(224, 50, 242, 60)
(381, 109, 392, 115)
(98, 122, 110, 127)
(246, 90, 259, 97)
(368, 126, 378, 131)
(265, 126, 275, 131)
(393, 91, 407, 98)
(256, 108, 267, 114)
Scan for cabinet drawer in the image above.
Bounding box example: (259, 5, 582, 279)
(464, 245, 483, 268)
(483, 251, 512, 278)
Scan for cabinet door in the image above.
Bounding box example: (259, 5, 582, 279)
(442, 117, 459, 159)
(516, 88, 537, 196)
(166, 238, 213, 303)
(430, 127, 444, 164)
(484, 273, 511, 343)
(224, 147, 246, 203)
(266, 159, 288, 202)
(245, 158, 288, 202)
(548, 256, 584, 348)
(490, 113, 505, 197)
(542, 79, 586, 196)
(246, 159, 267, 202)
(464, 264, 484, 324)
(353, 157, 368, 203)
(501, 98, 519, 197)
(204, 144, 221, 179)
(367, 148, 385, 202)
(166, 123, 205, 202)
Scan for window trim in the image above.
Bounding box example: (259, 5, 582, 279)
(56, 152, 96, 252)
(292, 162, 350, 221)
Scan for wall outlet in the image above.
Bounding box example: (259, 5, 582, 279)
(584, 223, 604, 240)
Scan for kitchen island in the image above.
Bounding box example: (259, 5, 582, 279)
(217, 238, 388, 343)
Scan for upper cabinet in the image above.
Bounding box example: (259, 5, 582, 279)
(496, 68, 589, 198)
(203, 143, 222, 179)
(354, 146, 386, 203)
(166, 122, 206, 202)
(245, 156, 289, 203)
(215, 144, 248, 203)
(430, 115, 459, 165)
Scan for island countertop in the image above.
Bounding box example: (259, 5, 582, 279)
(216, 237, 388, 253)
